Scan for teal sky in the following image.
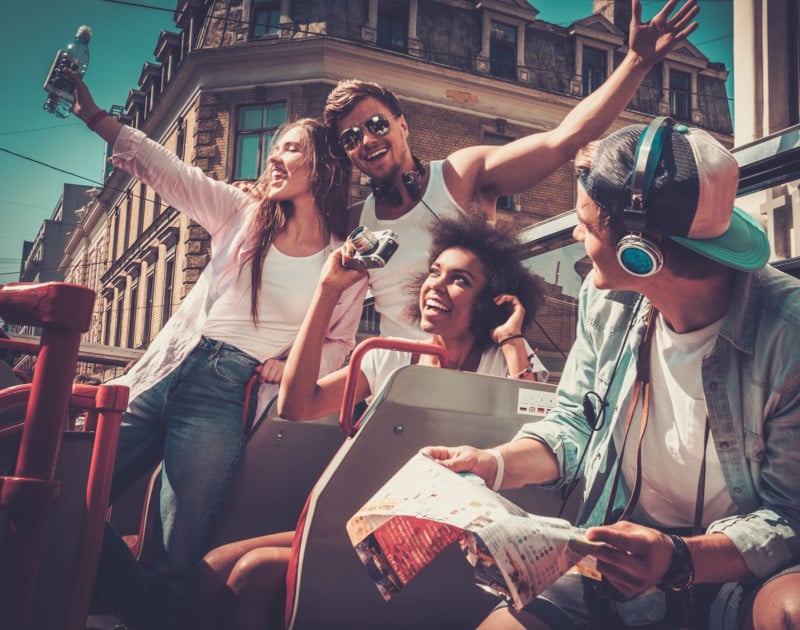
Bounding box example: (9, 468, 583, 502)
(0, 0, 732, 282)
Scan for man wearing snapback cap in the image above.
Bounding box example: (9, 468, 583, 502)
(423, 119, 800, 628)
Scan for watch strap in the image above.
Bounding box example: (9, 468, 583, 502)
(658, 534, 695, 592)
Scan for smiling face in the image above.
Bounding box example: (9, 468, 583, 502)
(335, 96, 413, 182)
(419, 247, 488, 340)
(266, 126, 314, 204)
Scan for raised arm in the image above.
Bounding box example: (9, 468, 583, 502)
(445, 0, 699, 206)
(68, 71, 251, 234)
(316, 271, 369, 378)
(490, 293, 539, 380)
(278, 248, 370, 421)
(68, 70, 123, 146)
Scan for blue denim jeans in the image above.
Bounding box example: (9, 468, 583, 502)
(99, 336, 259, 629)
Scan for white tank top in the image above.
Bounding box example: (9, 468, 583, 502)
(360, 160, 465, 339)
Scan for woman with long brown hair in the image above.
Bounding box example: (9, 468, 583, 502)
(70, 72, 366, 630)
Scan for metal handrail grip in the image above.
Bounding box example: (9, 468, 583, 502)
(338, 337, 448, 437)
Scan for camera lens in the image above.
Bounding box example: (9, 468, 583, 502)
(348, 226, 378, 254)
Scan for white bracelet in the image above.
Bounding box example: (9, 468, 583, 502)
(486, 448, 504, 491)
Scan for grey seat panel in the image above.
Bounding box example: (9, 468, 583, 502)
(110, 398, 346, 567)
(289, 365, 577, 630)
(210, 399, 346, 548)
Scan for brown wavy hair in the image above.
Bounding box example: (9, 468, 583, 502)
(241, 118, 352, 322)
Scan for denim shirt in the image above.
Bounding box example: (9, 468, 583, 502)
(517, 266, 800, 580)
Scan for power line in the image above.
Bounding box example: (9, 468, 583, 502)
(0, 123, 83, 136)
(0, 146, 104, 187)
(0, 145, 162, 207)
(102, 0, 288, 31)
(103, 0, 175, 14)
(0, 199, 49, 209)
(695, 34, 733, 45)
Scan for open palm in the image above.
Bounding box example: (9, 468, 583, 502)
(628, 0, 700, 64)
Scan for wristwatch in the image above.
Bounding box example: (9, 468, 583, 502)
(657, 534, 695, 592)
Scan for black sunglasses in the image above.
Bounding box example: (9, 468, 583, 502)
(338, 114, 396, 151)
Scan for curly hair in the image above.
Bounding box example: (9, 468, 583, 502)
(243, 118, 352, 322)
(405, 214, 545, 350)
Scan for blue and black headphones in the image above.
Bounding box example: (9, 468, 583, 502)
(615, 116, 675, 277)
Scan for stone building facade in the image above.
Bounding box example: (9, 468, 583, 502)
(61, 0, 732, 363)
(732, 0, 800, 264)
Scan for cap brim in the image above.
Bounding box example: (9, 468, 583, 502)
(670, 207, 770, 271)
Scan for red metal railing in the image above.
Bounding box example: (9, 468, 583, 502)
(338, 337, 448, 437)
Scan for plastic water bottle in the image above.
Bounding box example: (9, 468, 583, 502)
(43, 25, 92, 119)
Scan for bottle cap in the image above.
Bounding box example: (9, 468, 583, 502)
(76, 25, 93, 41)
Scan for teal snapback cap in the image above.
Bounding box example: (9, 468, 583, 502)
(581, 122, 770, 272)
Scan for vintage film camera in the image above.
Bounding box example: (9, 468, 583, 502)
(344, 226, 399, 270)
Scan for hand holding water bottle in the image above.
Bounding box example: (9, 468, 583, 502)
(43, 25, 92, 119)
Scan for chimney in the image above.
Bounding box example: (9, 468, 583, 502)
(592, 0, 632, 35)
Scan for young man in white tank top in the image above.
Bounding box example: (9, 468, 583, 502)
(323, 0, 700, 339)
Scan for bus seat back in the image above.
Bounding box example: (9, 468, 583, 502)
(210, 399, 346, 548)
(287, 365, 573, 630)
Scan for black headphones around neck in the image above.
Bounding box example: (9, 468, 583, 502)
(369, 156, 426, 206)
(616, 116, 674, 277)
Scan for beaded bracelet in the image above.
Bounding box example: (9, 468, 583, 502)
(498, 333, 524, 346)
(86, 110, 110, 131)
(514, 366, 534, 380)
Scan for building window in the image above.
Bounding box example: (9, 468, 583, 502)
(111, 208, 120, 261)
(670, 69, 691, 120)
(377, 1, 407, 51)
(490, 22, 516, 79)
(114, 289, 124, 347)
(104, 299, 112, 346)
(162, 256, 176, 325)
(128, 279, 139, 349)
(124, 191, 133, 250)
(496, 193, 515, 212)
(582, 46, 607, 95)
(176, 117, 186, 160)
(138, 183, 147, 237)
(153, 192, 161, 218)
(143, 270, 155, 346)
(252, 1, 281, 37)
(234, 103, 288, 180)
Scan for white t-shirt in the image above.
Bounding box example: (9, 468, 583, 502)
(201, 246, 327, 361)
(618, 313, 737, 529)
(359, 341, 548, 399)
